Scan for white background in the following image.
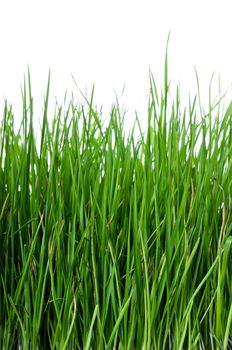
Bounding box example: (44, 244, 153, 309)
(0, 0, 232, 132)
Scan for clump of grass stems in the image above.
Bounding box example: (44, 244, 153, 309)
(0, 63, 232, 349)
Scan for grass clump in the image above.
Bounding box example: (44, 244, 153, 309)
(0, 65, 232, 349)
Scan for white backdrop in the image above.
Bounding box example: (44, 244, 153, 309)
(0, 0, 232, 133)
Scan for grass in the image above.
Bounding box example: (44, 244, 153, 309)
(0, 61, 232, 349)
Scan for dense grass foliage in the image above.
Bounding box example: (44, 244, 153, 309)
(0, 69, 232, 349)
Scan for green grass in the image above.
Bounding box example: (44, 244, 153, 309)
(0, 62, 232, 349)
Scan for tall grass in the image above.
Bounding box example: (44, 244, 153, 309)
(0, 64, 232, 349)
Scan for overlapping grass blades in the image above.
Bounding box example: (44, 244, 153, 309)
(0, 66, 232, 349)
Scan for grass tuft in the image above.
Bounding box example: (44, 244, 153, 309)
(0, 64, 232, 349)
